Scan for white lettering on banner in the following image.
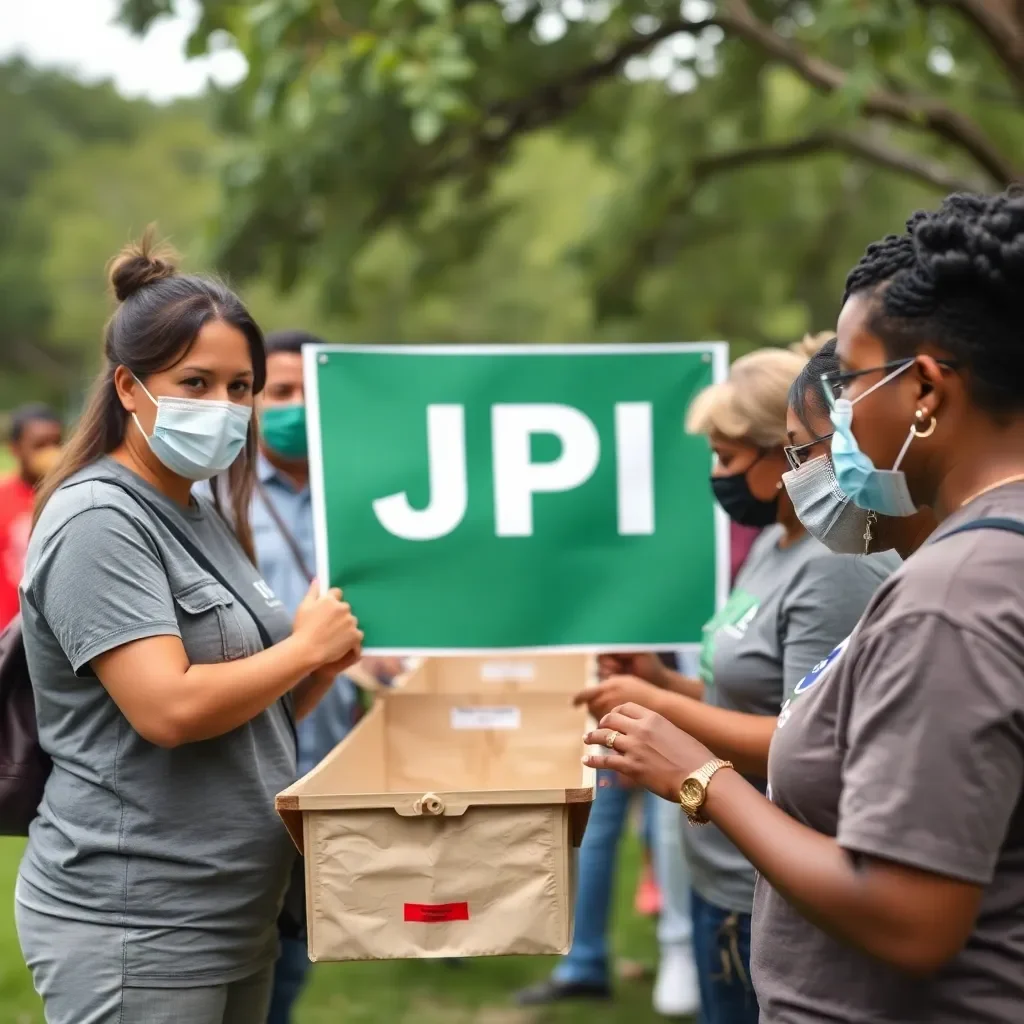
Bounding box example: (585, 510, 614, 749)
(372, 404, 468, 541)
(479, 661, 536, 683)
(371, 401, 656, 540)
(615, 402, 655, 535)
(450, 706, 522, 730)
(492, 404, 600, 537)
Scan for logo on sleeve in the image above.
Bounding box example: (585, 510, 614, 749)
(699, 589, 760, 685)
(776, 634, 851, 730)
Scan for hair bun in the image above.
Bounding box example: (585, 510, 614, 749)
(789, 331, 835, 360)
(108, 226, 179, 302)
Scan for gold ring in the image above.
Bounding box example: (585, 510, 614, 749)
(604, 731, 620, 750)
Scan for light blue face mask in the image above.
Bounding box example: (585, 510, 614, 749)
(133, 378, 252, 481)
(828, 360, 920, 518)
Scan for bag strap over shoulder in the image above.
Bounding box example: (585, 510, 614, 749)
(255, 478, 314, 583)
(938, 517, 1024, 541)
(95, 477, 295, 736)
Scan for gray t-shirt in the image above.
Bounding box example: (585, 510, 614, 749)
(17, 458, 298, 988)
(753, 483, 1024, 1023)
(687, 525, 899, 913)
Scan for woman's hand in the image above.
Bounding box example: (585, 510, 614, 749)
(597, 652, 670, 686)
(313, 646, 363, 682)
(573, 675, 666, 719)
(584, 703, 716, 802)
(293, 579, 363, 669)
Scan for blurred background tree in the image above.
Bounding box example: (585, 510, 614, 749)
(4, 1, 1023, 413)
(116, 0, 1021, 340)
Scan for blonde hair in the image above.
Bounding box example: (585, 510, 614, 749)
(686, 333, 833, 448)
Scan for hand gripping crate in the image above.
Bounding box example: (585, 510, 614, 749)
(276, 688, 595, 962)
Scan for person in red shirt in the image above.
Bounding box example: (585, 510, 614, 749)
(0, 403, 63, 629)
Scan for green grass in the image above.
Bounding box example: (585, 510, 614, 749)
(1, 832, 677, 1024)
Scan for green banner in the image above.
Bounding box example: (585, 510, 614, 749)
(305, 344, 727, 653)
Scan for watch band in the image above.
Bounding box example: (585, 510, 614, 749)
(681, 758, 733, 825)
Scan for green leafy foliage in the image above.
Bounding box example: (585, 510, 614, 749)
(111, 0, 1023, 353)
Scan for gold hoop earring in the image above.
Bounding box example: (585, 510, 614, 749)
(912, 408, 937, 438)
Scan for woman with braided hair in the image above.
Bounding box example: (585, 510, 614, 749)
(581, 189, 1024, 1022)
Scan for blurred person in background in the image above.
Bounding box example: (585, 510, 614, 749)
(15, 237, 362, 1024)
(580, 336, 900, 1024)
(584, 191, 1024, 1024)
(0, 403, 63, 630)
(238, 329, 364, 1024)
(646, 535, 765, 1019)
(729, 522, 761, 584)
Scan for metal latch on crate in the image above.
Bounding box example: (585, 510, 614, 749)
(397, 792, 469, 817)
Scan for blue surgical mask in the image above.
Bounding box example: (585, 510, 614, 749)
(829, 361, 919, 518)
(133, 378, 252, 481)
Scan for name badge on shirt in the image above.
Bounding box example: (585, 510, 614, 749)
(253, 580, 283, 610)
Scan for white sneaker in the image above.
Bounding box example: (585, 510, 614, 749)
(653, 943, 700, 1018)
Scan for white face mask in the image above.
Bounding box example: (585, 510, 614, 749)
(782, 455, 876, 555)
(132, 377, 252, 481)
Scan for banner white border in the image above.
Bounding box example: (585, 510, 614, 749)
(304, 342, 729, 655)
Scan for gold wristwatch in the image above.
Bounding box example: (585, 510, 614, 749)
(679, 759, 733, 826)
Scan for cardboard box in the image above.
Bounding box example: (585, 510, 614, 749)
(277, 689, 595, 962)
(395, 653, 592, 694)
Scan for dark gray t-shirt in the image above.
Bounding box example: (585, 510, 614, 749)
(18, 458, 298, 987)
(688, 525, 899, 913)
(753, 483, 1024, 1023)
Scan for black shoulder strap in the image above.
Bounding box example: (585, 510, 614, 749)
(940, 517, 1024, 541)
(255, 478, 314, 583)
(96, 477, 296, 735)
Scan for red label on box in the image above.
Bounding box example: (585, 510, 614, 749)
(404, 902, 470, 923)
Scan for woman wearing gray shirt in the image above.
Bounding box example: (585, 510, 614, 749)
(16, 236, 363, 1024)
(582, 338, 898, 1024)
(587, 192, 1024, 1024)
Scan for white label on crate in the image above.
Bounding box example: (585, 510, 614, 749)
(450, 706, 522, 730)
(479, 661, 536, 683)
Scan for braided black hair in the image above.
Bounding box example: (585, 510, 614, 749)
(789, 336, 838, 437)
(843, 191, 1024, 414)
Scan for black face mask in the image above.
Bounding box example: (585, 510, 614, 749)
(711, 470, 779, 528)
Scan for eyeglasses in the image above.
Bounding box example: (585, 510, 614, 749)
(820, 358, 959, 409)
(784, 434, 834, 472)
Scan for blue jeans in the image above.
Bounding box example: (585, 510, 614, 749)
(266, 936, 310, 1024)
(553, 771, 658, 986)
(654, 795, 693, 948)
(690, 889, 758, 1024)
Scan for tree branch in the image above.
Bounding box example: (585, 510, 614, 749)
(686, 130, 983, 193)
(0, 338, 78, 384)
(717, 0, 1015, 184)
(917, 0, 1024, 95)
(825, 128, 989, 192)
(476, 3, 1014, 184)
(594, 130, 983, 319)
(362, 18, 719, 233)
(364, 5, 1006, 238)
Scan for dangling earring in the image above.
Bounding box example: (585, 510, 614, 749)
(912, 408, 937, 438)
(863, 511, 877, 555)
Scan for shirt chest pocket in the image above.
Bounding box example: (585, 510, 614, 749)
(171, 579, 254, 665)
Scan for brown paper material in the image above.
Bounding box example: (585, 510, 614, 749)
(277, 682, 595, 962)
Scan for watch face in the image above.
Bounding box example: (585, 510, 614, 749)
(680, 778, 704, 808)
